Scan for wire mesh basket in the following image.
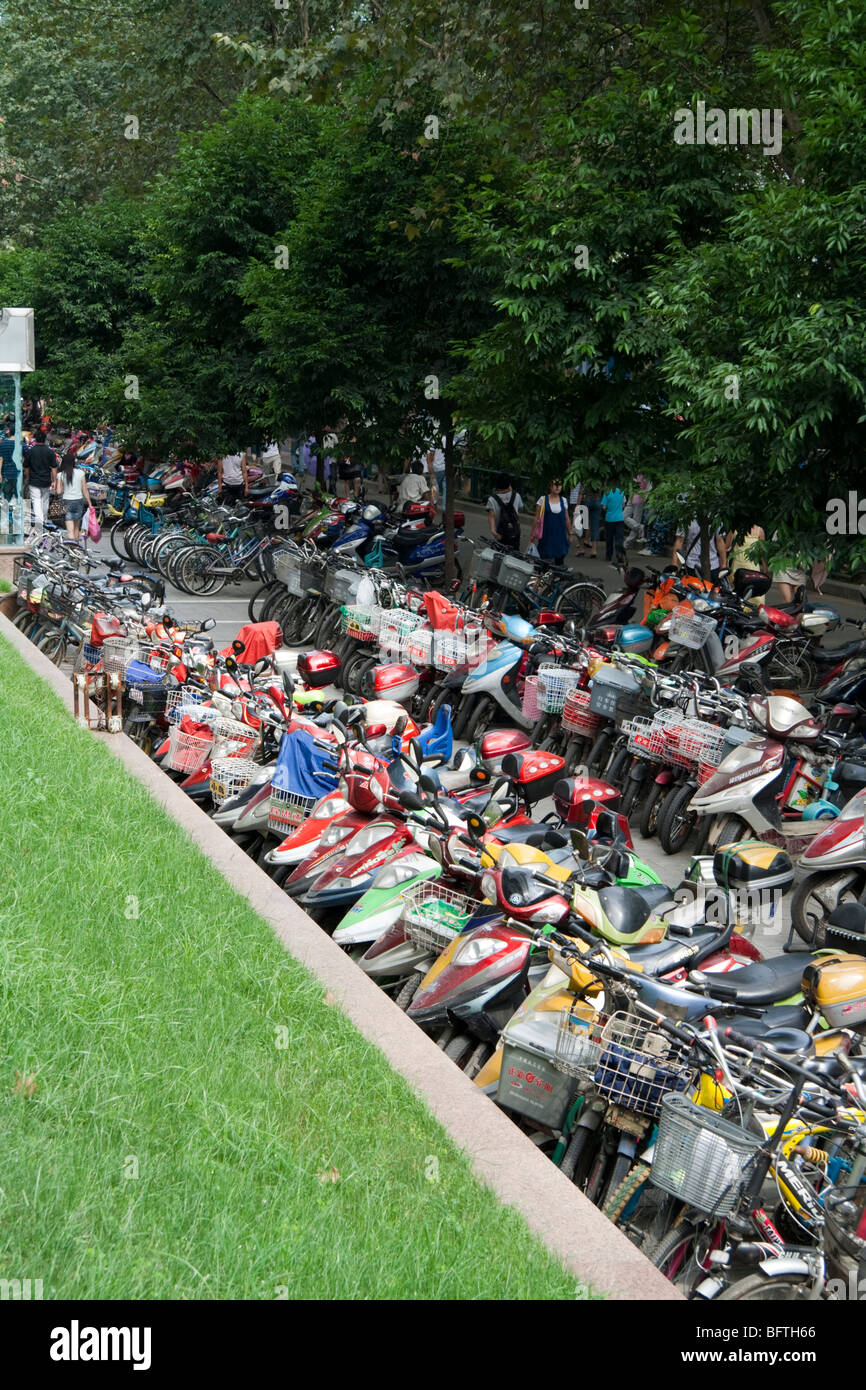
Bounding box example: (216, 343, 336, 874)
(340, 603, 381, 643)
(623, 713, 684, 760)
(432, 627, 486, 671)
(554, 1009, 604, 1079)
(167, 723, 214, 773)
(209, 757, 261, 808)
(125, 678, 168, 713)
(406, 627, 434, 667)
(522, 675, 541, 722)
(649, 1091, 762, 1215)
(73, 640, 103, 674)
(697, 759, 718, 784)
(267, 785, 317, 834)
(562, 687, 601, 734)
(210, 717, 257, 758)
(592, 1012, 696, 1118)
(165, 687, 206, 725)
(378, 608, 426, 656)
(274, 549, 318, 597)
(669, 607, 716, 650)
(401, 883, 476, 954)
(537, 665, 582, 714)
(101, 635, 144, 675)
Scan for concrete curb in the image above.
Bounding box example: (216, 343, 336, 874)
(0, 612, 681, 1301)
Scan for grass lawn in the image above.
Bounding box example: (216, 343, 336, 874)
(0, 633, 586, 1300)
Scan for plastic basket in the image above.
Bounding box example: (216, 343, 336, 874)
(406, 627, 434, 667)
(267, 785, 317, 834)
(669, 608, 716, 650)
(537, 665, 582, 714)
(554, 1009, 604, 1079)
(323, 566, 363, 605)
(498, 553, 535, 592)
(401, 883, 476, 954)
(209, 757, 260, 808)
(650, 1091, 762, 1216)
(592, 1012, 695, 1118)
(165, 687, 206, 725)
(125, 680, 168, 713)
(340, 604, 381, 643)
(562, 688, 601, 735)
(522, 676, 541, 722)
(472, 547, 503, 584)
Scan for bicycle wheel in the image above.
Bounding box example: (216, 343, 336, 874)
(248, 582, 276, 623)
(180, 548, 225, 596)
(646, 1222, 702, 1281)
(110, 519, 136, 560)
(638, 780, 668, 839)
(556, 581, 606, 628)
(36, 629, 66, 665)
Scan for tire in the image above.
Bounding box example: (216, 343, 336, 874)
(110, 520, 135, 560)
(12, 608, 35, 632)
(463, 1041, 492, 1080)
(165, 544, 198, 589)
(790, 869, 866, 948)
(564, 736, 589, 776)
(717, 1273, 815, 1301)
(602, 1161, 651, 1227)
(452, 695, 480, 742)
(604, 744, 631, 792)
(619, 772, 644, 820)
(584, 731, 612, 776)
(638, 780, 668, 839)
(598, 1151, 636, 1213)
(657, 780, 700, 855)
(712, 814, 749, 850)
(180, 548, 225, 596)
(443, 1033, 474, 1067)
(646, 1222, 701, 1280)
(36, 630, 66, 665)
(247, 583, 274, 622)
(464, 697, 494, 745)
(395, 972, 423, 1011)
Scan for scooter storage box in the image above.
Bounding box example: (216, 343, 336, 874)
(498, 1015, 579, 1127)
(297, 649, 342, 688)
(478, 729, 532, 763)
(733, 568, 771, 599)
(501, 750, 565, 805)
(712, 840, 795, 894)
(362, 663, 419, 704)
(498, 554, 536, 592)
(801, 954, 866, 1028)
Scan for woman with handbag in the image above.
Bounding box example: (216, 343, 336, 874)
(55, 450, 93, 541)
(533, 477, 573, 565)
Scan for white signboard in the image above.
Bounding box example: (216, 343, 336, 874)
(0, 308, 34, 372)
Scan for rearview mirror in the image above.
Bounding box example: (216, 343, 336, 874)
(570, 828, 590, 860)
(232, 639, 245, 656)
(418, 773, 438, 795)
(399, 790, 426, 812)
(225, 656, 238, 673)
(203, 618, 216, 632)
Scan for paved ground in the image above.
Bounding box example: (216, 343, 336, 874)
(95, 486, 854, 960)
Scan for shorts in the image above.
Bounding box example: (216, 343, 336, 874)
(65, 499, 87, 522)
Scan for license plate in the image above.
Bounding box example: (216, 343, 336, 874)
(210, 780, 226, 800)
(129, 687, 143, 703)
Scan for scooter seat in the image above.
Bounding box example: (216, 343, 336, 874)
(804, 1052, 866, 1082)
(707, 954, 807, 1006)
(627, 927, 726, 978)
(492, 822, 555, 848)
(632, 884, 677, 914)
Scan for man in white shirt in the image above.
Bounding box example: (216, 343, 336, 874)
(218, 451, 248, 505)
(398, 462, 431, 507)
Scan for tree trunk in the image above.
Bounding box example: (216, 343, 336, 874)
(443, 415, 455, 586)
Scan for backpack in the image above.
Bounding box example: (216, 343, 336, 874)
(495, 492, 521, 548)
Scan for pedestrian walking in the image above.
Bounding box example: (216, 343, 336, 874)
(674, 519, 728, 583)
(582, 486, 603, 559)
(486, 473, 523, 550)
(601, 483, 627, 564)
(23, 428, 58, 527)
(55, 450, 92, 541)
(217, 450, 248, 505)
(533, 477, 573, 565)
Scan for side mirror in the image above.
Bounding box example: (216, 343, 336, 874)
(399, 790, 426, 812)
(203, 618, 216, 632)
(140, 591, 151, 609)
(570, 828, 590, 860)
(466, 812, 485, 840)
(411, 737, 423, 766)
(418, 773, 439, 795)
(225, 656, 238, 674)
(232, 639, 245, 656)
(282, 670, 294, 696)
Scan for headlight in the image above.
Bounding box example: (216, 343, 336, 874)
(374, 856, 429, 889)
(370, 779, 385, 806)
(456, 937, 502, 966)
(325, 876, 355, 892)
(317, 795, 348, 818)
(480, 872, 498, 903)
(321, 823, 353, 847)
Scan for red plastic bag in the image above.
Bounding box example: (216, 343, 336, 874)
(87, 506, 102, 543)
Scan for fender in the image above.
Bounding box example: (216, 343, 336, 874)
(757, 1255, 813, 1278)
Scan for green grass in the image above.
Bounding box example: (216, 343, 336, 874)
(0, 634, 586, 1300)
(0, 577, 11, 593)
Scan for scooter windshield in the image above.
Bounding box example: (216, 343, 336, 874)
(597, 885, 653, 936)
